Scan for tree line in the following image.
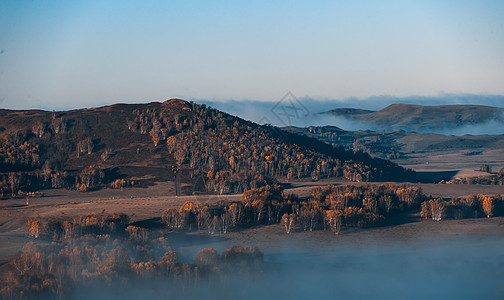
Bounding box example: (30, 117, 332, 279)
(161, 183, 426, 235)
(420, 194, 502, 221)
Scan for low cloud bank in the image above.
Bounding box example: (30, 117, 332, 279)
(197, 94, 504, 135)
(68, 234, 504, 300)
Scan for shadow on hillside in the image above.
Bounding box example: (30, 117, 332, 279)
(130, 217, 163, 229)
(380, 211, 421, 228)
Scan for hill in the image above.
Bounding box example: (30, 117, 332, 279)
(0, 99, 415, 196)
(324, 104, 504, 132)
(284, 125, 504, 182)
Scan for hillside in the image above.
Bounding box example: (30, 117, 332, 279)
(324, 104, 504, 132)
(0, 99, 415, 196)
(284, 125, 504, 182)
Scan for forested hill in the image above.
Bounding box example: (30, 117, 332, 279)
(0, 99, 415, 195)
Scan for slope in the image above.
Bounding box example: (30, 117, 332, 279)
(0, 99, 415, 196)
(325, 104, 504, 133)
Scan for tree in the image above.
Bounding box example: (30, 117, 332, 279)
(324, 210, 342, 235)
(251, 200, 265, 224)
(125, 226, 149, 242)
(482, 196, 494, 218)
(196, 205, 211, 231)
(162, 208, 182, 229)
(380, 195, 393, 215)
(25, 217, 42, 238)
(208, 216, 220, 234)
(420, 201, 431, 220)
(396, 186, 423, 207)
(430, 198, 445, 221)
(101, 148, 112, 161)
(77, 138, 93, 158)
(281, 213, 295, 234)
(150, 128, 160, 147)
(362, 196, 378, 213)
(179, 201, 197, 230)
(50, 113, 66, 134)
(110, 179, 127, 190)
(228, 203, 243, 227)
(480, 164, 492, 173)
(8, 173, 20, 197)
(32, 122, 46, 138)
(12, 242, 41, 276)
(193, 248, 219, 267)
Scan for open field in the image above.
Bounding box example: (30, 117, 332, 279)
(2, 179, 504, 265)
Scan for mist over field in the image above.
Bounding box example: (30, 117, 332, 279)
(2, 1, 504, 299)
(63, 234, 504, 300)
(262, 237, 504, 300)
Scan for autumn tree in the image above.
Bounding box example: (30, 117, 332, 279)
(50, 112, 66, 134)
(162, 208, 182, 230)
(11, 242, 42, 276)
(76, 137, 93, 158)
(396, 185, 423, 208)
(482, 196, 494, 218)
(8, 173, 20, 197)
(32, 122, 47, 138)
(196, 205, 212, 231)
(78, 165, 104, 189)
(420, 201, 431, 220)
(25, 217, 42, 238)
(110, 179, 128, 190)
(227, 203, 243, 228)
(126, 225, 149, 242)
(281, 213, 296, 234)
(193, 248, 219, 267)
(324, 210, 342, 235)
(430, 198, 445, 221)
(179, 201, 197, 230)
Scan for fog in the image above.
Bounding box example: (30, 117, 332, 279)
(260, 237, 504, 300)
(67, 234, 504, 300)
(198, 94, 504, 136)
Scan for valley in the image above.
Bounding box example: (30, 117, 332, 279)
(1, 100, 504, 299)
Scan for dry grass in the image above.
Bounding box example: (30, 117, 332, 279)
(2, 179, 504, 264)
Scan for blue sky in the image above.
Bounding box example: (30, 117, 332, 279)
(0, 0, 503, 110)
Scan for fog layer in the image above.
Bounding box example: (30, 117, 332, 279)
(70, 234, 504, 300)
(200, 95, 504, 135)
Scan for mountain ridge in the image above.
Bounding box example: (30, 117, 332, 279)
(324, 103, 504, 132)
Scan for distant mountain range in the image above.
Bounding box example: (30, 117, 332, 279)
(284, 125, 504, 161)
(323, 104, 504, 133)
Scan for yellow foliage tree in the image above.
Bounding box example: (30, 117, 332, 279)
(25, 217, 41, 238)
(482, 196, 494, 218)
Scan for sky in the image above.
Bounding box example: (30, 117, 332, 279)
(0, 0, 503, 110)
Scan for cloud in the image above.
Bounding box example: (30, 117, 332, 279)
(66, 234, 504, 300)
(197, 94, 504, 135)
